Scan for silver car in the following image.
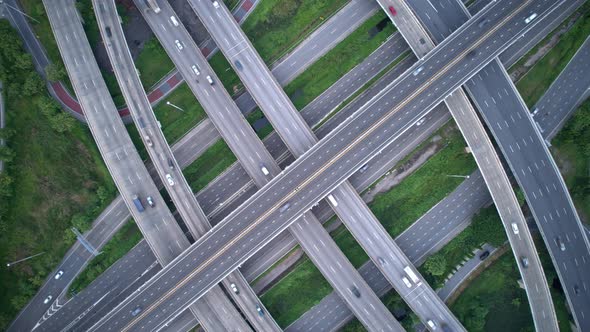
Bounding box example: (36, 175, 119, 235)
(166, 174, 175, 186)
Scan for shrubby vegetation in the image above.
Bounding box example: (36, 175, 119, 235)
(0, 21, 115, 329)
(551, 99, 590, 222)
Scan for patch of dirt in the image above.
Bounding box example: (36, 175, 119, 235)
(362, 134, 446, 203)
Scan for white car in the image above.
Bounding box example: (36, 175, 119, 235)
(170, 16, 179, 26)
(146, 196, 155, 207)
(415, 117, 425, 126)
(166, 173, 175, 186)
(213, 1, 220, 8)
(402, 277, 412, 288)
(174, 40, 183, 51)
(427, 320, 437, 329)
(206, 75, 214, 85)
(412, 66, 424, 76)
(191, 65, 200, 76)
(525, 13, 537, 24)
(144, 135, 153, 147)
(230, 283, 239, 294)
(54, 270, 64, 280)
(511, 222, 519, 234)
(260, 164, 269, 175)
(43, 295, 53, 304)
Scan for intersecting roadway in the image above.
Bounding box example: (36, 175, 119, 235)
(88, 1, 559, 330)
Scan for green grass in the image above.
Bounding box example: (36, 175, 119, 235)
(451, 254, 534, 331)
(69, 221, 142, 294)
(247, 12, 397, 139)
(183, 140, 237, 193)
(260, 258, 333, 327)
(419, 205, 508, 288)
(516, 3, 590, 107)
(152, 83, 207, 143)
(284, 12, 395, 111)
(551, 98, 590, 223)
(208, 52, 243, 96)
(242, 0, 349, 64)
(0, 24, 116, 327)
(261, 127, 477, 327)
(450, 238, 573, 332)
(134, 37, 176, 89)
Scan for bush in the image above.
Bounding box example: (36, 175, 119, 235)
(45, 63, 67, 82)
(424, 255, 447, 276)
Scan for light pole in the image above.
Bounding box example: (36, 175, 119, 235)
(166, 101, 184, 112)
(446, 174, 470, 179)
(6, 252, 45, 267)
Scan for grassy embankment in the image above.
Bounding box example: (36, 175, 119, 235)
(0, 22, 115, 329)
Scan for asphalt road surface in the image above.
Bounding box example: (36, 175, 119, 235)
(88, 1, 557, 330)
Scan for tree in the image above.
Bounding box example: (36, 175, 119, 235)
(22, 72, 45, 96)
(37, 95, 60, 117)
(0, 146, 15, 163)
(0, 173, 13, 198)
(471, 207, 507, 247)
(424, 254, 447, 276)
(0, 127, 15, 140)
(49, 112, 76, 133)
(45, 63, 67, 82)
(464, 304, 488, 331)
(511, 297, 521, 308)
(71, 214, 90, 231)
(96, 186, 109, 204)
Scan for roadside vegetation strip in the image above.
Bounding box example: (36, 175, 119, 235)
(134, 37, 176, 90)
(516, 2, 590, 107)
(184, 140, 238, 193)
(241, 0, 350, 65)
(261, 126, 477, 327)
(246, 11, 396, 140)
(284, 12, 395, 110)
(0, 22, 116, 330)
(69, 221, 143, 294)
(151, 83, 208, 143)
(550, 99, 590, 223)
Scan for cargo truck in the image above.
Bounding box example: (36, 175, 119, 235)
(132, 195, 145, 212)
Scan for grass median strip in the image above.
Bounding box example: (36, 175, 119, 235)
(516, 2, 590, 106)
(135, 37, 176, 90)
(184, 140, 237, 193)
(261, 126, 477, 327)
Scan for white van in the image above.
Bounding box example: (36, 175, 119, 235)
(525, 13, 537, 24)
(170, 16, 179, 26)
(511, 222, 519, 234)
(191, 65, 200, 76)
(327, 194, 338, 206)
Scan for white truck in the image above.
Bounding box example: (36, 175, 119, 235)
(404, 266, 421, 286)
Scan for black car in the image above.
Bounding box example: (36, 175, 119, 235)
(105, 27, 112, 38)
(234, 60, 243, 71)
(168, 158, 175, 170)
(479, 250, 490, 260)
(350, 286, 361, 298)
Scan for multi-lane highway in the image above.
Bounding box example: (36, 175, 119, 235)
(379, 0, 559, 328)
(135, 0, 400, 329)
(190, 0, 462, 327)
(88, 1, 559, 330)
(92, 1, 255, 331)
(403, 0, 590, 327)
(10, 0, 587, 329)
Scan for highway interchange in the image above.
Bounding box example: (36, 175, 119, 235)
(5, 0, 590, 330)
(85, 0, 579, 330)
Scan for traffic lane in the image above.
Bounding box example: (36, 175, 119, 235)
(271, 0, 380, 85)
(287, 173, 492, 331)
(189, 0, 319, 156)
(93, 1, 546, 327)
(536, 35, 590, 136)
(291, 213, 402, 331)
(407, 0, 469, 43)
(135, 9, 277, 193)
(464, 63, 590, 326)
(129, 3, 277, 330)
(331, 183, 464, 330)
(37, 241, 159, 331)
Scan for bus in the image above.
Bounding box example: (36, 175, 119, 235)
(404, 266, 420, 284)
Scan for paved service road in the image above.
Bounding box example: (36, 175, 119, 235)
(89, 1, 556, 330)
